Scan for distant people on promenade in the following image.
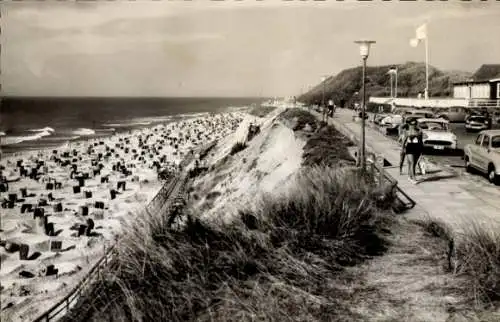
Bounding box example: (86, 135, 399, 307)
(327, 99, 335, 117)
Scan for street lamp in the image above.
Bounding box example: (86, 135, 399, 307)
(388, 66, 398, 98)
(321, 76, 327, 122)
(354, 40, 376, 173)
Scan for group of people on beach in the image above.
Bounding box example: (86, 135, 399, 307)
(399, 119, 425, 184)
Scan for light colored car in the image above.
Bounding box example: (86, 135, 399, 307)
(404, 109, 435, 119)
(435, 106, 468, 122)
(464, 130, 500, 185)
(416, 118, 458, 151)
(380, 114, 403, 134)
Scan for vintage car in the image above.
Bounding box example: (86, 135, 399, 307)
(463, 130, 500, 185)
(373, 113, 390, 125)
(434, 106, 468, 123)
(416, 118, 458, 151)
(380, 114, 403, 135)
(404, 109, 435, 119)
(465, 115, 491, 132)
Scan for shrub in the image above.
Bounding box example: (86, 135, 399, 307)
(247, 106, 276, 118)
(278, 108, 318, 132)
(302, 125, 356, 168)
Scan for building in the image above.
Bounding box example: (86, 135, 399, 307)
(453, 64, 500, 100)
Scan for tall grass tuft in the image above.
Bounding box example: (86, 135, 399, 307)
(455, 222, 500, 304)
(417, 219, 500, 305)
(63, 165, 395, 322)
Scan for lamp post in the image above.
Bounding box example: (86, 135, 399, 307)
(321, 76, 327, 122)
(388, 66, 398, 98)
(354, 40, 376, 173)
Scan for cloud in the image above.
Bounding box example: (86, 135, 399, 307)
(392, 3, 499, 28)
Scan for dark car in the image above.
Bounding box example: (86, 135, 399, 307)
(465, 115, 492, 132)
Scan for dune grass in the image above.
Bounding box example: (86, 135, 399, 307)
(417, 219, 500, 306)
(62, 165, 396, 322)
(247, 106, 277, 118)
(277, 108, 318, 132)
(302, 124, 356, 168)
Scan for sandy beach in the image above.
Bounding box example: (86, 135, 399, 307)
(0, 111, 245, 322)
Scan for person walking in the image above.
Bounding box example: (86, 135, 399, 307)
(327, 99, 334, 117)
(402, 120, 424, 183)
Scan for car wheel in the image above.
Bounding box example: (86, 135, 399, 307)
(488, 164, 500, 185)
(464, 156, 472, 173)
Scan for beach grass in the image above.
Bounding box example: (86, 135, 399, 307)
(61, 164, 396, 322)
(247, 106, 277, 118)
(417, 218, 500, 306)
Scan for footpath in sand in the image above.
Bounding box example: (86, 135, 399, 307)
(311, 107, 500, 235)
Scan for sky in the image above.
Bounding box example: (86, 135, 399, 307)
(1, 0, 499, 97)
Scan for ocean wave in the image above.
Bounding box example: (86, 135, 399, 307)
(29, 127, 55, 133)
(99, 128, 116, 132)
(73, 128, 96, 136)
(1, 130, 54, 145)
(45, 135, 81, 141)
(103, 121, 152, 127)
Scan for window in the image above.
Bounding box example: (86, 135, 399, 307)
(475, 134, 483, 145)
(492, 136, 500, 149)
(482, 135, 490, 148)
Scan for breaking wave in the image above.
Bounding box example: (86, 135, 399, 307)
(29, 127, 55, 133)
(73, 128, 96, 136)
(1, 130, 54, 145)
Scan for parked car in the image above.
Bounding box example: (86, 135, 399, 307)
(380, 114, 403, 135)
(435, 106, 468, 122)
(465, 115, 491, 132)
(373, 113, 390, 125)
(416, 118, 458, 151)
(463, 130, 500, 185)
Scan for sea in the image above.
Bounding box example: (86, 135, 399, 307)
(0, 97, 264, 155)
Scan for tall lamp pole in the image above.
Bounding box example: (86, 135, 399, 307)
(388, 66, 398, 98)
(321, 76, 327, 122)
(354, 40, 376, 173)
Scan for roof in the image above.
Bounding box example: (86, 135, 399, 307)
(473, 64, 500, 82)
(479, 130, 500, 136)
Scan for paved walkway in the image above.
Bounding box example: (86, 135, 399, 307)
(310, 107, 500, 235)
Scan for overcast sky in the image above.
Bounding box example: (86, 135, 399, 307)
(1, 1, 499, 97)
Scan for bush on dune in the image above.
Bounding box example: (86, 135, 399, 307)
(302, 125, 356, 168)
(277, 108, 318, 132)
(64, 165, 395, 322)
(247, 106, 277, 118)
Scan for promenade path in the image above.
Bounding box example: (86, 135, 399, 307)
(309, 107, 500, 235)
